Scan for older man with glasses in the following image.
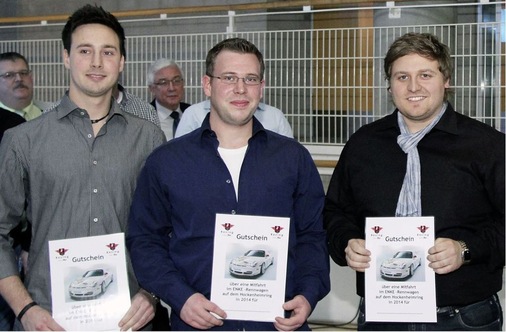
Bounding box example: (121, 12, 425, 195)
(0, 52, 51, 142)
(147, 58, 191, 140)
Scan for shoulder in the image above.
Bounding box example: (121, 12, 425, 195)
(258, 103, 284, 117)
(180, 102, 191, 112)
(183, 101, 209, 114)
(454, 111, 503, 138)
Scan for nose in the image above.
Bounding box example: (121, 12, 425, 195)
(233, 79, 246, 94)
(407, 78, 421, 92)
(13, 72, 25, 81)
(91, 53, 103, 68)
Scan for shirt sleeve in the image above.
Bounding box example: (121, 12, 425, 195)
(323, 144, 365, 267)
(126, 153, 196, 314)
(291, 148, 330, 309)
(0, 130, 29, 279)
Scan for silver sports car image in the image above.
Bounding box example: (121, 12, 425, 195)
(69, 269, 114, 300)
(380, 250, 421, 280)
(229, 249, 274, 277)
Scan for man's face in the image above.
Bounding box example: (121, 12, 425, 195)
(63, 23, 124, 103)
(149, 65, 185, 111)
(203, 51, 264, 128)
(0, 59, 33, 110)
(389, 53, 449, 132)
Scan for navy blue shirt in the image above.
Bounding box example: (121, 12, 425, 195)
(127, 115, 330, 330)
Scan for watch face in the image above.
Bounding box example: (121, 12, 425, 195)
(463, 249, 471, 261)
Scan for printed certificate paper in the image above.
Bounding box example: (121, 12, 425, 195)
(211, 214, 290, 322)
(365, 217, 436, 322)
(48, 233, 131, 330)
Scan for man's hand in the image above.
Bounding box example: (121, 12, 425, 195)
(427, 238, 463, 274)
(345, 239, 371, 272)
(118, 289, 156, 331)
(274, 295, 311, 331)
(180, 293, 226, 329)
(20, 304, 64, 331)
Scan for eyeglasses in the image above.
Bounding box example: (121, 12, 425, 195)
(0, 70, 32, 80)
(208, 74, 262, 86)
(153, 77, 184, 87)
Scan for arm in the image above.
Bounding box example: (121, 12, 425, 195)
(323, 146, 365, 267)
(126, 155, 198, 316)
(0, 133, 62, 330)
(287, 150, 330, 313)
(0, 276, 63, 331)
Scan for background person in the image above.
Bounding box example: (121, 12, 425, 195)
(0, 52, 49, 141)
(324, 32, 504, 331)
(0, 50, 45, 331)
(113, 82, 160, 127)
(175, 99, 293, 138)
(147, 58, 191, 140)
(127, 37, 330, 331)
(0, 5, 165, 330)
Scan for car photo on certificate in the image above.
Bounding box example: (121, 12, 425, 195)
(379, 250, 422, 281)
(68, 268, 114, 300)
(228, 249, 274, 279)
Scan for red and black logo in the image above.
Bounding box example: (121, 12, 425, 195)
(222, 223, 234, 231)
(272, 225, 284, 233)
(106, 243, 119, 250)
(371, 226, 383, 234)
(417, 225, 429, 233)
(56, 248, 68, 256)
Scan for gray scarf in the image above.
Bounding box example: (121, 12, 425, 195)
(395, 103, 447, 217)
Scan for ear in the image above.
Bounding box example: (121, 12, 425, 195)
(202, 75, 212, 97)
(119, 55, 125, 74)
(62, 49, 71, 70)
(444, 79, 450, 89)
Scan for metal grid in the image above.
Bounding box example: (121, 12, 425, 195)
(0, 17, 503, 150)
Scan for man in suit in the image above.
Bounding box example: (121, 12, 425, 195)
(147, 59, 191, 140)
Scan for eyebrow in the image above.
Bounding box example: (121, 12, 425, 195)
(75, 43, 119, 50)
(393, 68, 438, 75)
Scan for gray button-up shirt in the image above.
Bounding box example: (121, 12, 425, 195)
(0, 93, 165, 312)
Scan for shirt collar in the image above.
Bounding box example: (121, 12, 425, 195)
(56, 92, 126, 123)
(375, 102, 458, 136)
(199, 112, 267, 141)
(156, 101, 180, 120)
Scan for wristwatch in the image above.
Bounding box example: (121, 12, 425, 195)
(458, 240, 471, 265)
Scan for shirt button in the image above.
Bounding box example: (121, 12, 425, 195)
(231, 210, 236, 215)
(87, 134, 92, 138)
(92, 160, 98, 165)
(93, 218, 98, 222)
(80, 111, 85, 116)
(93, 189, 98, 193)
(226, 179, 231, 184)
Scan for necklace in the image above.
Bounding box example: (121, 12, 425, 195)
(90, 113, 108, 124)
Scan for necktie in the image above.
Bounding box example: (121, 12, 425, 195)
(170, 111, 180, 138)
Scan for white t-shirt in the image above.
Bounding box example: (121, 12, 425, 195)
(218, 145, 248, 200)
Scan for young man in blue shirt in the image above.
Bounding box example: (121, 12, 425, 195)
(127, 37, 330, 331)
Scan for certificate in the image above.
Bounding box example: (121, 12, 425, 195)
(210, 214, 290, 322)
(365, 217, 436, 322)
(48, 233, 131, 330)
